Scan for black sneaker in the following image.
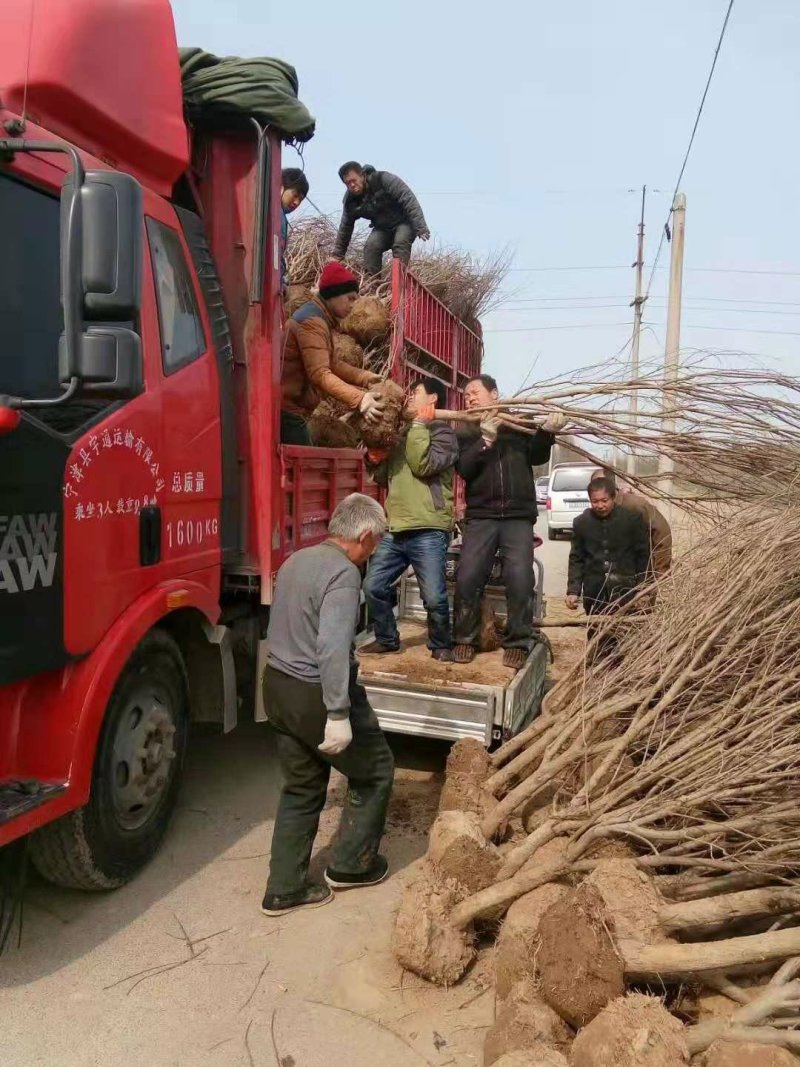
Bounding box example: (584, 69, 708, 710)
(261, 883, 334, 917)
(359, 640, 403, 655)
(431, 648, 454, 662)
(324, 854, 389, 890)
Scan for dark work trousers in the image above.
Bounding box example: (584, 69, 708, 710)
(363, 224, 415, 275)
(280, 410, 312, 446)
(453, 518, 535, 651)
(364, 529, 452, 650)
(264, 664, 395, 896)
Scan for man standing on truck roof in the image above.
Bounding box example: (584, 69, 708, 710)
(281, 261, 385, 445)
(361, 377, 458, 662)
(331, 162, 431, 277)
(280, 167, 309, 287)
(590, 468, 672, 577)
(566, 476, 650, 637)
(452, 374, 565, 670)
(261, 493, 395, 916)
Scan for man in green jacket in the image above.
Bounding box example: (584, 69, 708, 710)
(362, 377, 457, 661)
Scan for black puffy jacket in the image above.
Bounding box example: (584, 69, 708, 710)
(332, 165, 428, 259)
(567, 505, 650, 603)
(456, 425, 554, 522)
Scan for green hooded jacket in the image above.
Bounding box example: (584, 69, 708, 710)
(367, 421, 458, 533)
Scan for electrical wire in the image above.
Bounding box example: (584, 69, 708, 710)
(644, 0, 736, 298)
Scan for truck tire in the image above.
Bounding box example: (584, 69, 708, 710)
(29, 629, 189, 890)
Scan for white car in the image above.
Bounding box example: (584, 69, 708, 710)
(535, 476, 549, 506)
(545, 464, 596, 539)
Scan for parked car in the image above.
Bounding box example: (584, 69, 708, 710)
(535, 476, 549, 506)
(546, 464, 596, 539)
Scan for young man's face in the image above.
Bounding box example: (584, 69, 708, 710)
(464, 379, 498, 411)
(589, 488, 616, 518)
(326, 290, 359, 320)
(281, 187, 304, 213)
(407, 382, 438, 414)
(342, 169, 366, 196)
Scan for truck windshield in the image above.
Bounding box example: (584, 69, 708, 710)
(0, 173, 63, 400)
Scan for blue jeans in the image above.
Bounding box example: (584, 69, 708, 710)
(364, 530, 452, 650)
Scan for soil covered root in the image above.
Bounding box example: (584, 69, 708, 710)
(494, 1051, 569, 1067)
(495, 883, 569, 1001)
(342, 295, 391, 345)
(536, 882, 625, 1028)
(485, 979, 572, 1065)
(392, 861, 475, 986)
(332, 331, 365, 367)
(352, 379, 408, 449)
(428, 810, 501, 894)
(570, 993, 690, 1066)
(308, 402, 359, 448)
(439, 771, 502, 827)
(446, 738, 492, 782)
(284, 284, 312, 316)
(583, 859, 665, 943)
(700, 1042, 799, 1067)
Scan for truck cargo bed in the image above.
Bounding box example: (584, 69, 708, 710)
(357, 619, 548, 746)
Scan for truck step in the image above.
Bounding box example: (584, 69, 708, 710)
(0, 780, 66, 825)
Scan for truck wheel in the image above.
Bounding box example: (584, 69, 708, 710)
(29, 630, 189, 890)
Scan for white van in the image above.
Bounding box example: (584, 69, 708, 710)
(545, 464, 596, 539)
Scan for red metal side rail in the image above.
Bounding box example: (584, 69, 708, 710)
(389, 260, 482, 410)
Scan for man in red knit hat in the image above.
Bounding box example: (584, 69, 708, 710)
(281, 262, 385, 444)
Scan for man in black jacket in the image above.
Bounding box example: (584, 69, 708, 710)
(452, 374, 564, 670)
(566, 476, 650, 616)
(332, 162, 430, 276)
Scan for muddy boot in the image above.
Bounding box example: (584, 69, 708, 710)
(359, 640, 403, 655)
(325, 855, 389, 890)
(453, 644, 476, 664)
(261, 883, 333, 917)
(502, 648, 528, 670)
(432, 648, 454, 662)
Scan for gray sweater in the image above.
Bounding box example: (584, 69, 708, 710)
(266, 541, 361, 716)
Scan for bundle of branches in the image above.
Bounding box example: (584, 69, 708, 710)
(436, 358, 800, 507)
(284, 215, 510, 322)
(393, 504, 800, 1058)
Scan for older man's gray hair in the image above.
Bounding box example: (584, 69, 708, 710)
(328, 493, 387, 541)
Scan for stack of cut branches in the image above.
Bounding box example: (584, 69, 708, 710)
(393, 505, 800, 1064)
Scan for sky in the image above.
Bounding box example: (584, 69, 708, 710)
(171, 0, 800, 396)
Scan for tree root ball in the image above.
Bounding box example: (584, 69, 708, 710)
(494, 1051, 569, 1067)
(485, 981, 572, 1065)
(584, 859, 664, 943)
(392, 863, 475, 986)
(537, 884, 625, 1028)
(285, 284, 312, 316)
(332, 331, 365, 368)
(342, 295, 391, 345)
(570, 993, 689, 1066)
(495, 883, 569, 1001)
(308, 405, 360, 448)
(446, 738, 492, 782)
(428, 811, 500, 894)
(352, 380, 408, 450)
(701, 1041, 798, 1067)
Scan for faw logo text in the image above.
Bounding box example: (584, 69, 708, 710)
(0, 513, 58, 594)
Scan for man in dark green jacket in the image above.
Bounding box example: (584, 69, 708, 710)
(332, 161, 430, 276)
(362, 377, 457, 660)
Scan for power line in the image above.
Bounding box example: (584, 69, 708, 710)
(503, 295, 800, 307)
(644, 0, 736, 298)
(484, 322, 636, 334)
(506, 264, 800, 276)
(497, 304, 800, 316)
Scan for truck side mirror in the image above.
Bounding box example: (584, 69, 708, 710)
(59, 170, 144, 397)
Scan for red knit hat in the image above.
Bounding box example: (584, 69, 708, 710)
(318, 261, 360, 299)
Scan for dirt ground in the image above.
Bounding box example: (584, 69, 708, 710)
(1, 728, 496, 1067)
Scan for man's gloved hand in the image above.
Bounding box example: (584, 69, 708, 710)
(541, 412, 567, 434)
(418, 229, 431, 241)
(318, 716, 353, 756)
(359, 391, 387, 425)
(565, 594, 579, 610)
(480, 411, 502, 446)
(413, 401, 436, 425)
(366, 448, 390, 464)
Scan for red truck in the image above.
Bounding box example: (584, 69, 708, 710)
(0, 0, 484, 889)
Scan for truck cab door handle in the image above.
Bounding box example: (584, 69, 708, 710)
(139, 505, 161, 566)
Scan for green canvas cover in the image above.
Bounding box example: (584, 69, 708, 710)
(179, 48, 315, 143)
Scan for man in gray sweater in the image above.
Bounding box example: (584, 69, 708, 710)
(261, 493, 394, 916)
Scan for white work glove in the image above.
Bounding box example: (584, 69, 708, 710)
(480, 411, 502, 446)
(359, 391, 387, 425)
(540, 412, 566, 434)
(318, 716, 353, 756)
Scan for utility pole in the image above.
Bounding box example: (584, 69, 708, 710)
(659, 192, 687, 484)
(628, 185, 646, 475)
